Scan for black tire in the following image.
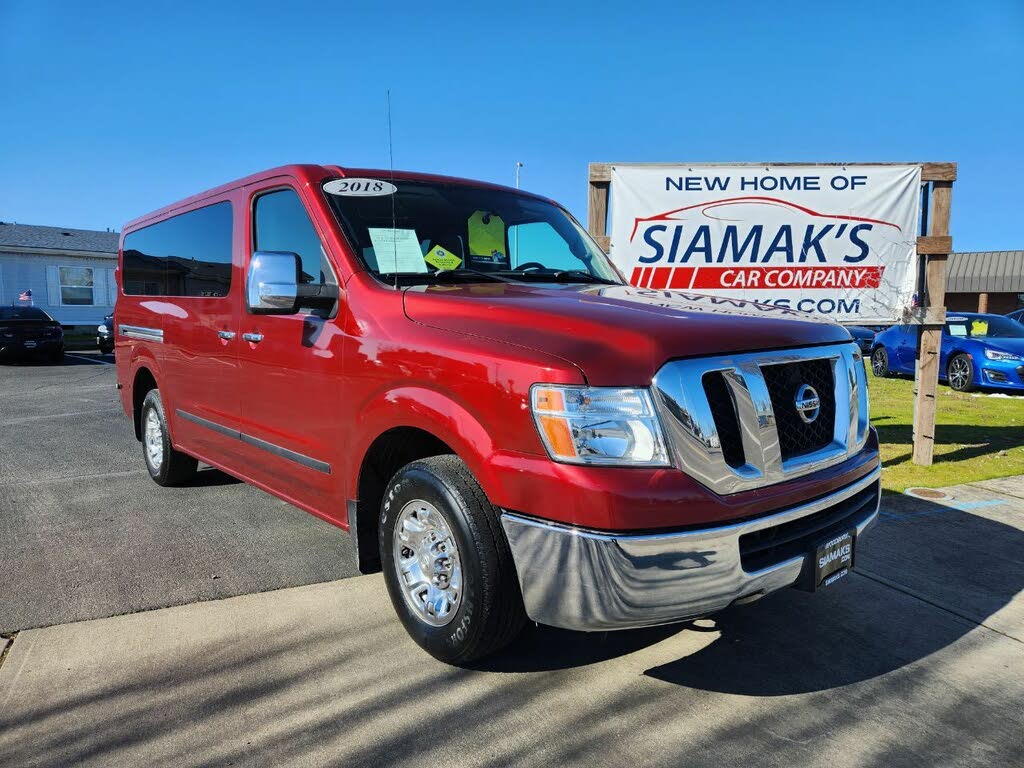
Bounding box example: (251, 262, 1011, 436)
(47, 349, 64, 364)
(947, 353, 975, 392)
(870, 346, 890, 378)
(140, 389, 198, 486)
(99, 343, 113, 355)
(379, 455, 526, 664)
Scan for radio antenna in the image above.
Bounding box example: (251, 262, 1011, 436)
(387, 89, 399, 288)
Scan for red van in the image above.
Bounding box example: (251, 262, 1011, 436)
(115, 164, 879, 662)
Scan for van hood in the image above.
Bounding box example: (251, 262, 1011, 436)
(403, 283, 851, 384)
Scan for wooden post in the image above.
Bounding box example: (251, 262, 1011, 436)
(588, 163, 611, 253)
(978, 292, 989, 313)
(912, 179, 953, 466)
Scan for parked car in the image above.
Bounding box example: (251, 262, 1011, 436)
(115, 164, 879, 663)
(97, 313, 114, 355)
(1007, 308, 1024, 326)
(0, 306, 64, 362)
(871, 313, 1024, 392)
(844, 325, 877, 354)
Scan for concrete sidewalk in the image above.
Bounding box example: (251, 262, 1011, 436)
(2, 479, 1023, 768)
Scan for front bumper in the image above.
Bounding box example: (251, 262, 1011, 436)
(501, 466, 881, 631)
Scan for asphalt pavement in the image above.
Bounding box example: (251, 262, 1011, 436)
(0, 352, 358, 632)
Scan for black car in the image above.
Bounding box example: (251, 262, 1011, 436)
(97, 313, 114, 355)
(845, 325, 877, 354)
(0, 306, 64, 362)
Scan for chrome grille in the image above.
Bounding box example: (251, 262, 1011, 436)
(652, 343, 869, 495)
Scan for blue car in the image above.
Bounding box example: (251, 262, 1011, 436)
(870, 313, 1024, 392)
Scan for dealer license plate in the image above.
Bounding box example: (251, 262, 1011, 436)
(814, 530, 854, 589)
(24, 341, 36, 348)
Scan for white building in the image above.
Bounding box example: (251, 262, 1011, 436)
(0, 222, 119, 329)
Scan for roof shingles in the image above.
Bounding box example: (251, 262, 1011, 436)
(0, 222, 119, 254)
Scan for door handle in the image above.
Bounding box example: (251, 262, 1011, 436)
(243, 332, 264, 343)
(217, 330, 236, 340)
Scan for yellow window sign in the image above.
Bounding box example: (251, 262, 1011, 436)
(424, 245, 463, 271)
(971, 320, 989, 336)
(468, 211, 506, 260)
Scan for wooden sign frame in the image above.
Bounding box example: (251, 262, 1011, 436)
(587, 161, 957, 466)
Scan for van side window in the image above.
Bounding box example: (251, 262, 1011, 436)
(122, 202, 233, 297)
(253, 189, 337, 314)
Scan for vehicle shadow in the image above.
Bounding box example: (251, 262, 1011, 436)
(495, 493, 1024, 695)
(191, 467, 242, 487)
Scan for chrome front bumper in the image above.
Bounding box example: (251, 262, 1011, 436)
(500, 467, 881, 631)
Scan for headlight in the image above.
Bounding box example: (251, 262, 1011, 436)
(984, 349, 1021, 362)
(98, 324, 108, 334)
(530, 385, 670, 466)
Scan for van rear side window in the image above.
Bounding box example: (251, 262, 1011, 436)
(122, 202, 233, 297)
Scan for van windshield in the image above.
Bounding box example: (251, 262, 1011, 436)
(322, 178, 623, 286)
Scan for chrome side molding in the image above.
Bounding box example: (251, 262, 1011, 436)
(119, 325, 164, 343)
(176, 409, 331, 474)
(653, 342, 869, 495)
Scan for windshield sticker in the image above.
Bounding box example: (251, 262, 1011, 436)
(324, 179, 397, 197)
(971, 320, 989, 336)
(949, 324, 968, 337)
(947, 316, 968, 322)
(468, 211, 507, 260)
(367, 228, 428, 273)
(424, 245, 462, 271)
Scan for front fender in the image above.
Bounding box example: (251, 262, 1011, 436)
(350, 384, 499, 498)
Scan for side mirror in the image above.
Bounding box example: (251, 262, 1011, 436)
(247, 251, 300, 314)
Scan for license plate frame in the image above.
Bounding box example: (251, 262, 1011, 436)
(813, 529, 855, 590)
(23, 340, 37, 349)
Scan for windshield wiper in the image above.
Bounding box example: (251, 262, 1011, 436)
(433, 268, 517, 284)
(551, 270, 619, 285)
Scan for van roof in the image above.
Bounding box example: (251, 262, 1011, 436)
(122, 163, 556, 233)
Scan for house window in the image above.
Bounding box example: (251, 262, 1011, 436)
(59, 266, 94, 305)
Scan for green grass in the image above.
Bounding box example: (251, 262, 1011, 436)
(868, 365, 1024, 492)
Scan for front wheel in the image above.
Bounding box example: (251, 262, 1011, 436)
(140, 389, 198, 486)
(379, 455, 526, 664)
(947, 353, 975, 392)
(870, 347, 890, 378)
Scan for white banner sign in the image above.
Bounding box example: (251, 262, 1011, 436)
(608, 164, 922, 324)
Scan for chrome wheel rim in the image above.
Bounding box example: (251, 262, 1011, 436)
(392, 499, 462, 627)
(144, 408, 164, 469)
(871, 349, 885, 376)
(949, 357, 970, 390)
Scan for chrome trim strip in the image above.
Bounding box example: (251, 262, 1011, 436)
(176, 409, 331, 475)
(652, 342, 869, 495)
(501, 466, 881, 631)
(119, 324, 164, 343)
(239, 432, 331, 474)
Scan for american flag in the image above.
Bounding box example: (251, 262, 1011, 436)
(18, 289, 32, 302)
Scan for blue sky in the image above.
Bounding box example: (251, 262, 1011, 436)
(1, 1, 1021, 250)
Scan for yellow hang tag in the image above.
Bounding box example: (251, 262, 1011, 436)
(971, 319, 989, 336)
(424, 244, 463, 271)
(468, 211, 506, 260)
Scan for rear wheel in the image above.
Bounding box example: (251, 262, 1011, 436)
(947, 353, 975, 392)
(379, 455, 526, 664)
(870, 346, 890, 377)
(140, 389, 198, 486)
